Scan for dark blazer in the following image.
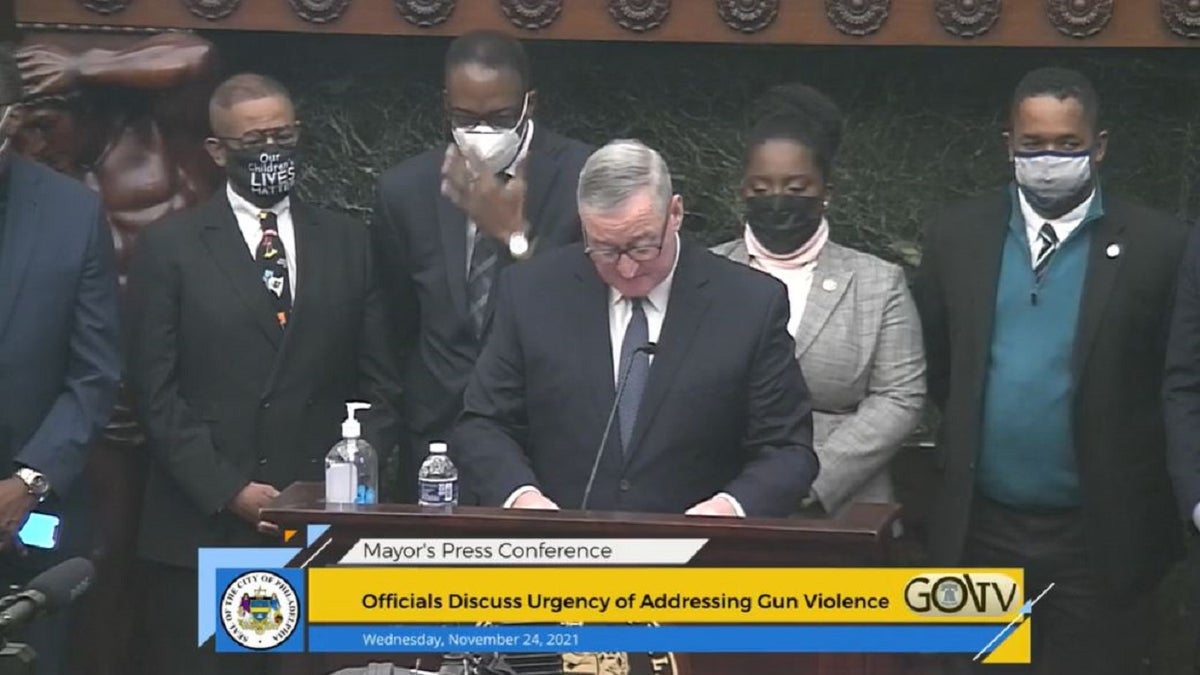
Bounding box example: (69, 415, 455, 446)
(1164, 222, 1200, 532)
(0, 154, 120, 558)
(128, 191, 402, 568)
(451, 241, 819, 517)
(915, 187, 1185, 599)
(372, 128, 593, 462)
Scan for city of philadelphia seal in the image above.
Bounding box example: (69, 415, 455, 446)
(220, 571, 300, 650)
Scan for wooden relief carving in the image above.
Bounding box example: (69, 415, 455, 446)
(608, 0, 672, 33)
(180, 0, 241, 20)
(716, 0, 780, 33)
(500, 0, 564, 30)
(289, 0, 352, 23)
(77, 0, 133, 14)
(394, 0, 456, 27)
(935, 0, 1002, 37)
(1045, 0, 1113, 38)
(1162, 0, 1200, 38)
(825, 0, 891, 36)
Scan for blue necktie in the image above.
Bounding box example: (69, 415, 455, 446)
(618, 298, 650, 453)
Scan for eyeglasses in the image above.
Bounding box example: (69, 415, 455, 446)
(447, 92, 530, 131)
(584, 242, 665, 265)
(214, 123, 301, 150)
(584, 211, 672, 264)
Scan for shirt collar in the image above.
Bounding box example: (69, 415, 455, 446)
(1008, 181, 1105, 239)
(608, 232, 681, 313)
(225, 181, 291, 221)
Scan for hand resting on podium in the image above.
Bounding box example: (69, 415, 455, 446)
(504, 486, 560, 510)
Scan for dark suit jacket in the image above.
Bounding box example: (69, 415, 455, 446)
(372, 128, 592, 463)
(128, 192, 402, 568)
(916, 187, 1185, 599)
(451, 241, 819, 517)
(1164, 222, 1200, 532)
(0, 155, 120, 559)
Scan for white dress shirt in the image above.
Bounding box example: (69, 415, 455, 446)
(505, 234, 743, 516)
(227, 182, 298, 294)
(1017, 186, 1095, 265)
(466, 120, 536, 272)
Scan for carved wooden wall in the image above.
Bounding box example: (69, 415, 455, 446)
(15, 0, 1200, 45)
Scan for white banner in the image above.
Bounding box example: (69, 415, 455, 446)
(338, 538, 708, 565)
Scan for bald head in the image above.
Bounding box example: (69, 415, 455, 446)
(208, 73, 294, 139)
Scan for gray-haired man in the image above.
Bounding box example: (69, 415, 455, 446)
(451, 139, 818, 517)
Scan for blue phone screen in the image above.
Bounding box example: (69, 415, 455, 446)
(18, 512, 59, 549)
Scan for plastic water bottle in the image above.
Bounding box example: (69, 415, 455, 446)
(417, 442, 458, 507)
(324, 402, 378, 505)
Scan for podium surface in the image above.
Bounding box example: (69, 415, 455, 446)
(263, 482, 905, 675)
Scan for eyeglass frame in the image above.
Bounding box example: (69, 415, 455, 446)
(446, 92, 531, 132)
(210, 122, 302, 150)
(583, 207, 673, 265)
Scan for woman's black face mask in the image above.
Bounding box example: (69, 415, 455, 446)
(745, 194, 824, 254)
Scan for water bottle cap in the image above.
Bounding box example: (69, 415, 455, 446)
(430, 442, 448, 454)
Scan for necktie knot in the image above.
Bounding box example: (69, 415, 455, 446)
(258, 211, 278, 233)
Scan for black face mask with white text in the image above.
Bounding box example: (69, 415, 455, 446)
(226, 145, 298, 209)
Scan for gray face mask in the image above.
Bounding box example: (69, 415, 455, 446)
(1013, 149, 1094, 218)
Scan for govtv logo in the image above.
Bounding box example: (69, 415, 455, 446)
(903, 573, 1021, 617)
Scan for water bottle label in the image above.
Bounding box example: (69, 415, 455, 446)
(418, 479, 458, 505)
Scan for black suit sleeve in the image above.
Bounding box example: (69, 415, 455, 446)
(1164, 223, 1200, 528)
(14, 201, 121, 496)
(914, 212, 950, 411)
(371, 176, 420, 365)
(723, 285, 819, 517)
(355, 225, 405, 469)
(450, 272, 538, 506)
(127, 226, 247, 515)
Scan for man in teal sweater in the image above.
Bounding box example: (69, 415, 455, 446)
(916, 67, 1186, 674)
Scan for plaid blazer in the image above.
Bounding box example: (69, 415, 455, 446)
(712, 238, 926, 514)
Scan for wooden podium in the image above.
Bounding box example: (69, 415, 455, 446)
(262, 482, 905, 675)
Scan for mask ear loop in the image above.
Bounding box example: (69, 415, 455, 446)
(0, 106, 15, 156)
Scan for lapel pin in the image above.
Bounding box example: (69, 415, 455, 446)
(1105, 243, 1121, 259)
(822, 279, 838, 292)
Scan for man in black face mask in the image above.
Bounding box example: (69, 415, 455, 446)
(126, 73, 402, 674)
(915, 67, 1186, 674)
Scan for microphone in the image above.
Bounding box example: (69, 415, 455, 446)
(0, 557, 93, 635)
(580, 342, 656, 510)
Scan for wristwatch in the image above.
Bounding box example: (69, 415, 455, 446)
(14, 468, 49, 501)
(507, 230, 531, 260)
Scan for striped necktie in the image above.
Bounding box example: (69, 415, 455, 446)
(1033, 223, 1059, 283)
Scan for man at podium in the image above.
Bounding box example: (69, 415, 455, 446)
(451, 140, 818, 518)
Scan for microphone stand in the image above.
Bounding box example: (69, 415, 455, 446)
(580, 342, 655, 510)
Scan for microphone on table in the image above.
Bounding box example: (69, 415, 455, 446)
(580, 342, 656, 510)
(0, 557, 94, 636)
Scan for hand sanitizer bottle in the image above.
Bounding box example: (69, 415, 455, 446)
(324, 402, 378, 505)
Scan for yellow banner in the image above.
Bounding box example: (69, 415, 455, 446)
(307, 567, 1024, 624)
